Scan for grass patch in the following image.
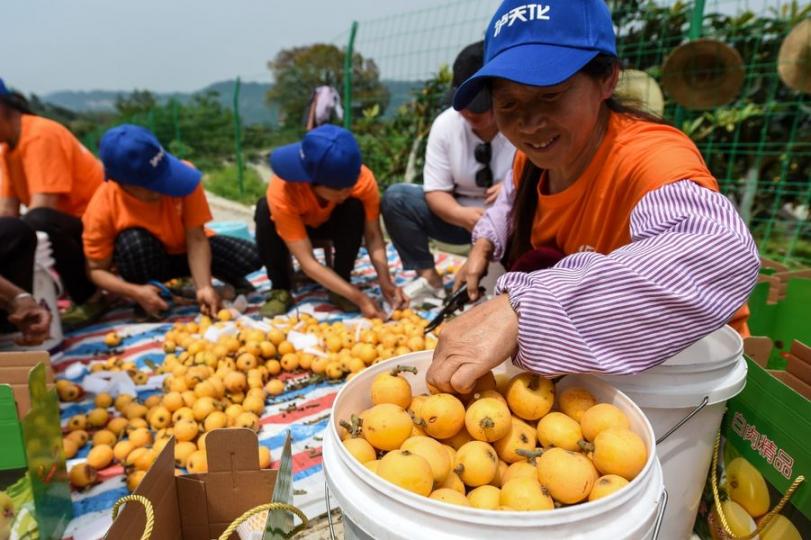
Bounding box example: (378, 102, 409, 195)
(204, 164, 265, 205)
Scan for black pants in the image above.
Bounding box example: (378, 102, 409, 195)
(253, 196, 365, 291)
(22, 207, 96, 304)
(113, 228, 262, 286)
(0, 217, 38, 329)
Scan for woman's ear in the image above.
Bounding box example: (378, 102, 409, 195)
(601, 62, 620, 101)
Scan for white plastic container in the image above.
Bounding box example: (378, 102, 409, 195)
(30, 232, 63, 350)
(324, 351, 666, 540)
(597, 326, 747, 540)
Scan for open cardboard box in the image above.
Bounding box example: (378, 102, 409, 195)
(0, 351, 72, 540)
(106, 428, 293, 540)
(745, 336, 811, 400)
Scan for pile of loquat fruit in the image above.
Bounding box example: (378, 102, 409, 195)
(340, 367, 649, 511)
(58, 309, 436, 493)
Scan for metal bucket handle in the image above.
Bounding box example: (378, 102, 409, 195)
(325, 480, 338, 540)
(656, 396, 709, 445)
(652, 489, 668, 540)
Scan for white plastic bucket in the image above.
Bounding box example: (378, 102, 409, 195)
(324, 351, 666, 540)
(597, 326, 747, 540)
(30, 232, 63, 350)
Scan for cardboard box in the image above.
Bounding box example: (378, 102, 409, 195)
(0, 352, 72, 540)
(694, 354, 810, 539)
(0, 351, 54, 419)
(745, 337, 811, 399)
(106, 428, 293, 540)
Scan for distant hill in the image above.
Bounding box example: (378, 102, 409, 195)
(43, 80, 280, 126)
(42, 79, 423, 126)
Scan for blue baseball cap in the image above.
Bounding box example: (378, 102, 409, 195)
(99, 124, 202, 197)
(0, 78, 10, 96)
(269, 124, 361, 189)
(453, 0, 617, 110)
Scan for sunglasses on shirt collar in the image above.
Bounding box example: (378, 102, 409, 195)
(474, 142, 493, 188)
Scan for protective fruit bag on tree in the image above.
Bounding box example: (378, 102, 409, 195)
(693, 352, 810, 540)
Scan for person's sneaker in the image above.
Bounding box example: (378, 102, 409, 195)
(327, 291, 359, 313)
(259, 289, 293, 318)
(61, 299, 109, 330)
(402, 277, 447, 305)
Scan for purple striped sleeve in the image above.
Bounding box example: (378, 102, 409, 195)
(472, 170, 514, 260)
(495, 180, 760, 375)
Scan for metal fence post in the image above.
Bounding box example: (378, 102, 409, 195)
(674, 0, 707, 127)
(233, 77, 245, 197)
(343, 21, 359, 129)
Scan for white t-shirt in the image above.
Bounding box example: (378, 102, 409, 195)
(422, 108, 516, 208)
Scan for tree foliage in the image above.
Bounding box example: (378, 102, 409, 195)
(266, 43, 389, 128)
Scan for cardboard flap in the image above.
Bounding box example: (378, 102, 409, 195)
(206, 428, 260, 472)
(105, 437, 182, 540)
(744, 336, 773, 368)
(760, 257, 788, 273)
(0, 351, 54, 419)
(176, 475, 210, 540)
(791, 340, 811, 363)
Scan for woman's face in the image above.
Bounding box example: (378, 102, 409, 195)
(459, 108, 497, 133)
(312, 184, 353, 204)
(491, 68, 617, 172)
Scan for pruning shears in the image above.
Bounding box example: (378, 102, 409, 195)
(424, 283, 485, 335)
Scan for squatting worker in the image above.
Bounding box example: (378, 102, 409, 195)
(427, 0, 759, 394)
(0, 217, 51, 345)
(0, 77, 105, 327)
(83, 125, 261, 318)
(254, 125, 406, 318)
(381, 41, 515, 303)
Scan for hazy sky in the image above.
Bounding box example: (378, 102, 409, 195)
(2, 0, 496, 95)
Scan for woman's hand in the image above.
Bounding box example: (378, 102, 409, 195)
(485, 183, 503, 206)
(8, 295, 51, 346)
(134, 284, 169, 315)
(357, 294, 386, 319)
(427, 294, 518, 394)
(381, 280, 407, 310)
(453, 239, 493, 301)
(196, 285, 221, 316)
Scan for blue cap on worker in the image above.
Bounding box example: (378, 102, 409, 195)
(0, 78, 9, 96)
(453, 0, 617, 110)
(99, 124, 202, 197)
(269, 124, 362, 189)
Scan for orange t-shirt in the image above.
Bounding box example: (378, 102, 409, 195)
(0, 114, 103, 217)
(513, 112, 750, 335)
(82, 181, 213, 261)
(266, 165, 380, 242)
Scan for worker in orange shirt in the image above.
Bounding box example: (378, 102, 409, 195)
(0, 78, 104, 326)
(254, 125, 405, 318)
(83, 124, 262, 318)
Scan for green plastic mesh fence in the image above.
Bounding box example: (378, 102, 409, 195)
(340, 0, 811, 266)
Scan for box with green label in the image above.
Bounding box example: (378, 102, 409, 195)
(694, 345, 810, 539)
(0, 351, 73, 540)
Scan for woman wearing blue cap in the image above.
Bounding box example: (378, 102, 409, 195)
(82, 124, 262, 317)
(427, 0, 759, 392)
(254, 125, 405, 318)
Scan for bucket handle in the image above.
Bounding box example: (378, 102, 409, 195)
(710, 433, 805, 539)
(652, 489, 668, 540)
(325, 480, 338, 540)
(656, 396, 709, 445)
